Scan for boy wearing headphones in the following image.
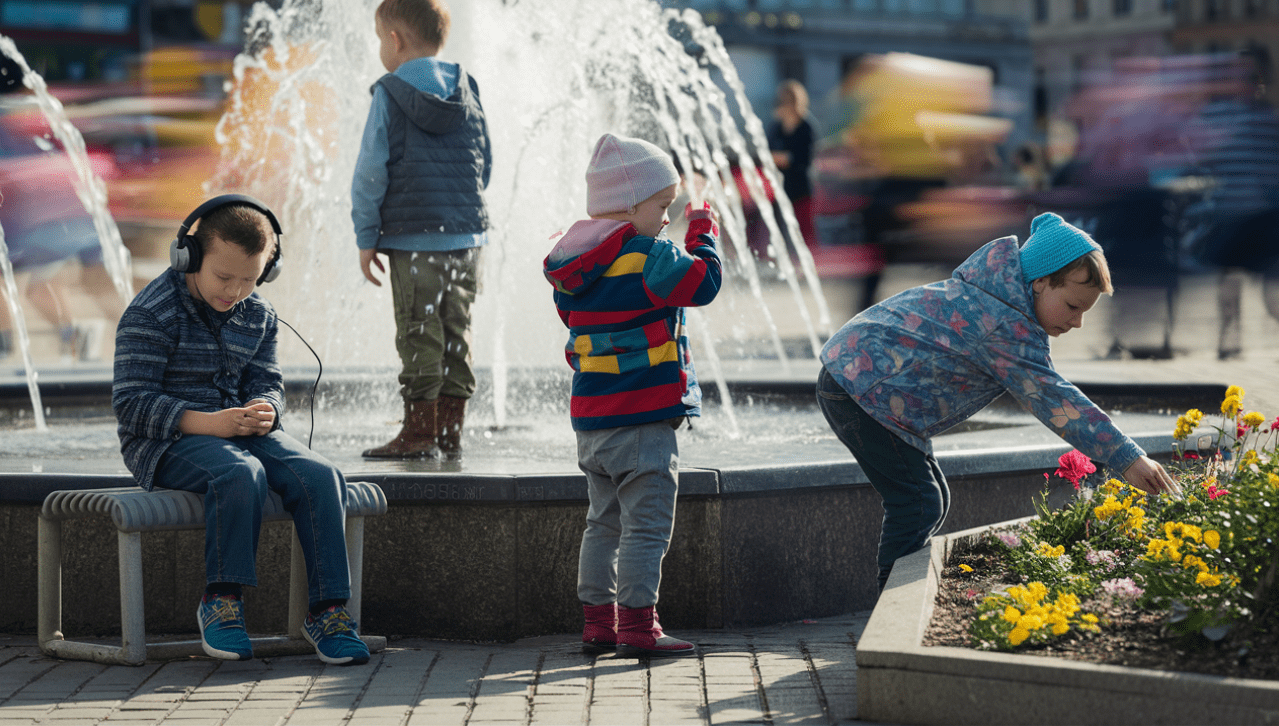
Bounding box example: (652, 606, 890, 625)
(112, 198, 370, 666)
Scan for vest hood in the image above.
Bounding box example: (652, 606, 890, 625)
(375, 69, 471, 135)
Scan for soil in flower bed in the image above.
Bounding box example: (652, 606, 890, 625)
(922, 535, 1279, 681)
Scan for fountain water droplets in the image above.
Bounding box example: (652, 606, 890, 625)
(0, 227, 45, 431)
(209, 0, 829, 434)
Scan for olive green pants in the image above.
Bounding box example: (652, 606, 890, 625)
(388, 248, 479, 401)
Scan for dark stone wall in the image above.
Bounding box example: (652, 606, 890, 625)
(0, 455, 1161, 642)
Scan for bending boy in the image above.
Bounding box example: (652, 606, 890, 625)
(817, 212, 1181, 593)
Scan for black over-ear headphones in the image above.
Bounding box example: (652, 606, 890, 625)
(170, 194, 284, 286)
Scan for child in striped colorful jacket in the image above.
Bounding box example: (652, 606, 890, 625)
(543, 133, 721, 658)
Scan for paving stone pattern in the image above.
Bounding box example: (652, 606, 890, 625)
(0, 613, 868, 726)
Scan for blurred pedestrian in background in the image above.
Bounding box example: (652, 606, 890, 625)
(1182, 49, 1279, 359)
(768, 80, 817, 251)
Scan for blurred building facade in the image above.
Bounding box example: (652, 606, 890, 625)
(0, 0, 276, 86)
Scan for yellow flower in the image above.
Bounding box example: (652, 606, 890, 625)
(1081, 613, 1099, 624)
(959, 564, 973, 573)
(1094, 496, 1123, 520)
(1101, 478, 1125, 496)
(1241, 450, 1259, 467)
(1243, 411, 1266, 428)
(1222, 395, 1243, 417)
(1051, 621, 1070, 636)
(1018, 614, 1045, 632)
(1003, 606, 1022, 624)
(1204, 530, 1220, 549)
(1225, 385, 1244, 400)
(1196, 571, 1223, 587)
(1268, 473, 1279, 489)
(1036, 542, 1066, 558)
(1009, 626, 1030, 646)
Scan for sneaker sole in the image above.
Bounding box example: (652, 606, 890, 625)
(302, 628, 370, 666)
(197, 604, 252, 661)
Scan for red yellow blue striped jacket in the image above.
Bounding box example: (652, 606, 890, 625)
(543, 210, 721, 431)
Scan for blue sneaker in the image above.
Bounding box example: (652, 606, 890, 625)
(302, 605, 370, 665)
(197, 594, 253, 661)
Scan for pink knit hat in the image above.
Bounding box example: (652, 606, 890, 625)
(585, 133, 680, 216)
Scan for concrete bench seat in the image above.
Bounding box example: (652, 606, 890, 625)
(38, 482, 388, 665)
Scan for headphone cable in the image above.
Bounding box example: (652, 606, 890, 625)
(277, 317, 321, 449)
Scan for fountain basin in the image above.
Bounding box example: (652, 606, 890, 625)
(856, 521, 1279, 726)
(0, 366, 1218, 642)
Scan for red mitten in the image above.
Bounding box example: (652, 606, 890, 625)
(684, 201, 718, 241)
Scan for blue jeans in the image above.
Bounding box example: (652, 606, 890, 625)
(816, 368, 950, 592)
(576, 421, 680, 609)
(155, 430, 351, 605)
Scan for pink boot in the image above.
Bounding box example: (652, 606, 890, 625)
(616, 606, 695, 658)
(582, 603, 617, 655)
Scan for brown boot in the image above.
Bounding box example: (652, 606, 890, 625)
(362, 398, 439, 459)
(436, 395, 467, 459)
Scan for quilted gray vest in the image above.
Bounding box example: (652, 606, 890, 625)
(374, 67, 491, 235)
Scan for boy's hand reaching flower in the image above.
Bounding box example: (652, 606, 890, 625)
(1123, 456, 1181, 497)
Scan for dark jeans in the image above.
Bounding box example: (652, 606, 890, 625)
(155, 430, 351, 605)
(816, 368, 950, 592)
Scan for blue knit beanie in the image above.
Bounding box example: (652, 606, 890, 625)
(1019, 213, 1103, 283)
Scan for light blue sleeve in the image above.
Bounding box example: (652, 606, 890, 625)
(351, 87, 391, 250)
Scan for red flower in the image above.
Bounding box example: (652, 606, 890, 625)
(1054, 449, 1096, 491)
(1207, 484, 1229, 500)
(1182, 451, 1201, 460)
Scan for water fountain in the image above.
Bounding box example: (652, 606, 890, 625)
(0, 35, 134, 430)
(0, 1, 1196, 643)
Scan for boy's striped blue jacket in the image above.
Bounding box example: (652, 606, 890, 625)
(543, 212, 721, 431)
(112, 268, 284, 490)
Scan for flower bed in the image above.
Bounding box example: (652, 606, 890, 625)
(950, 386, 1279, 662)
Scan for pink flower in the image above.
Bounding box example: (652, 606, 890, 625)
(1054, 449, 1096, 491)
(1179, 451, 1201, 460)
(1206, 484, 1229, 500)
(1237, 423, 1247, 440)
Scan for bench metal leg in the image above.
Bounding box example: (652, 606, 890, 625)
(118, 531, 148, 665)
(38, 518, 148, 666)
(37, 516, 62, 650)
(347, 517, 365, 625)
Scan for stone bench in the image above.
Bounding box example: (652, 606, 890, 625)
(37, 482, 388, 665)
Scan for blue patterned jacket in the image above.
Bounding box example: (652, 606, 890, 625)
(819, 236, 1144, 474)
(112, 269, 284, 490)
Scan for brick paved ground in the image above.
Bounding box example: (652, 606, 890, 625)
(0, 613, 870, 726)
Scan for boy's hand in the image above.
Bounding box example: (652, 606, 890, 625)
(360, 248, 387, 286)
(684, 202, 719, 242)
(1123, 456, 1181, 497)
(211, 403, 274, 438)
(684, 202, 717, 224)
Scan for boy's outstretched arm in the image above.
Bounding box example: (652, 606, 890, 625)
(641, 204, 722, 308)
(983, 335, 1179, 495)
